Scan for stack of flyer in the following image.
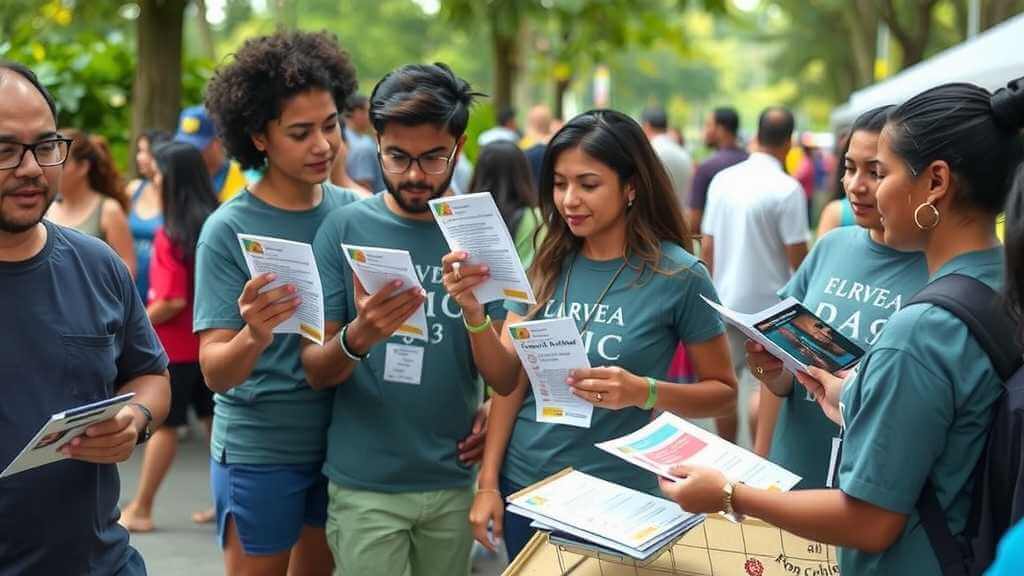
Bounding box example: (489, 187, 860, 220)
(505, 468, 705, 561)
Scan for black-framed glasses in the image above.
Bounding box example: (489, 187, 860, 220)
(378, 144, 457, 175)
(0, 138, 73, 171)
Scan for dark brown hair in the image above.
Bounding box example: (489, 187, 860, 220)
(63, 128, 128, 212)
(529, 109, 692, 315)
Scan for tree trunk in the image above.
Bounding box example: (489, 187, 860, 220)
(982, 0, 1023, 30)
(132, 0, 187, 172)
(841, 0, 878, 88)
(553, 77, 571, 120)
(490, 11, 519, 115)
(194, 0, 217, 60)
(878, 0, 940, 69)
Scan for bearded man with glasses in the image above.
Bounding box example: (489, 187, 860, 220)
(0, 61, 170, 575)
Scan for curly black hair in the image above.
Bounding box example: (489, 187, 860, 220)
(204, 30, 358, 170)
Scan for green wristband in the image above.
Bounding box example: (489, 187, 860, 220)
(464, 314, 492, 334)
(643, 376, 658, 410)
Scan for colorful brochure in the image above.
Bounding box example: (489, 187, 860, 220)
(341, 244, 429, 341)
(702, 296, 864, 375)
(508, 317, 594, 428)
(596, 412, 801, 492)
(237, 234, 325, 344)
(428, 192, 536, 304)
(1, 393, 135, 478)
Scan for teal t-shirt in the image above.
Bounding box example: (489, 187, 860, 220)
(770, 227, 928, 488)
(837, 247, 1004, 575)
(314, 193, 506, 493)
(193, 184, 361, 465)
(502, 243, 725, 494)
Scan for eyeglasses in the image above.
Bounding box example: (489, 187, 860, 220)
(378, 144, 457, 175)
(0, 138, 73, 171)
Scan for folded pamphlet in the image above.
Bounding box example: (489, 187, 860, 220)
(1, 393, 136, 478)
(702, 296, 863, 375)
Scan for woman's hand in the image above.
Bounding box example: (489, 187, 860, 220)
(238, 273, 300, 348)
(745, 340, 793, 396)
(468, 490, 504, 553)
(658, 465, 729, 514)
(794, 365, 851, 425)
(567, 366, 645, 410)
(441, 251, 490, 325)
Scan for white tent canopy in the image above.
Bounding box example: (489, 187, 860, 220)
(831, 12, 1024, 128)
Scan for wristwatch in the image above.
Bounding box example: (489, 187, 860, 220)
(722, 481, 746, 523)
(129, 402, 153, 445)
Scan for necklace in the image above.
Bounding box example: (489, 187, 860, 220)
(561, 251, 630, 334)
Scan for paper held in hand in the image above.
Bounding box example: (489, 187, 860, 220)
(506, 468, 704, 560)
(1, 393, 135, 478)
(508, 317, 594, 428)
(596, 412, 801, 491)
(428, 192, 536, 304)
(237, 234, 326, 344)
(702, 295, 864, 375)
(341, 244, 429, 341)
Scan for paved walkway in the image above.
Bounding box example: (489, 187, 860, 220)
(117, 426, 507, 575)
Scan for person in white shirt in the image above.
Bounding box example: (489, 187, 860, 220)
(478, 107, 519, 146)
(642, 105, 694, 210)
(701, 106, 809, 445)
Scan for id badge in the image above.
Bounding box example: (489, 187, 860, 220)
(383, 343, 424, 385)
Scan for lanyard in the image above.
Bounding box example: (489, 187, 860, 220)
(561, 252, 630, 334)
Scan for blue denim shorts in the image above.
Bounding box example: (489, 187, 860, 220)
(211, 458, 328, 556)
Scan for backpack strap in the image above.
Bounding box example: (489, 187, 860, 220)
(908, 273, 1023, 576)
(918, 480, 970, 576)
(907, 274, 1022, 380)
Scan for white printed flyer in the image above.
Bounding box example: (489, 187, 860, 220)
(428, 192, 536, 304)
(508, 317, 593, 428)
(237, 234, 325, 344)
(341, 244, 428, 341)
(596, 412, 801, 492)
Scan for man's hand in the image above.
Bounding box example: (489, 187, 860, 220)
(63, 405, 141, 464)
(458, 400, 490, 464)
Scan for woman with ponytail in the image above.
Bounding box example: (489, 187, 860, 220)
(661, 78, 1024, 575)
(47, 128, 136, 275)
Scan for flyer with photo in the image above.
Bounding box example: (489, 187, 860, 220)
(702, 296, 863, 375)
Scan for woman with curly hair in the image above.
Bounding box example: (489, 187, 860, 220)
(47, 128, 136, 275)
(193, 30, 360, 575)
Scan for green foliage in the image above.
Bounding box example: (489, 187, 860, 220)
(0, 1, 211, 171)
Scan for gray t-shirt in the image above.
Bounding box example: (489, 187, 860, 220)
(0, 221, 167, 575)
(193, 184, 361, 465)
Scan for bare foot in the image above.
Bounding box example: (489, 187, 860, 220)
(192, 507, 215, 524)
(119, 503, 155, 533)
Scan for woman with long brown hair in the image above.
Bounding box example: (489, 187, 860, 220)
(441, 109, 737, 561)
(47, 128, 136, 275)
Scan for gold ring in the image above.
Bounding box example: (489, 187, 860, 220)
(755, 366, 765, 376)
(595, 392, 603, 403)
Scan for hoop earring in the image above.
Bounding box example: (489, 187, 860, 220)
(913, 202, 940, 230)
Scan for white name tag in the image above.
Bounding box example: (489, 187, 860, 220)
(383, 343, 424, 385)
(826, 436, 843, 488)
